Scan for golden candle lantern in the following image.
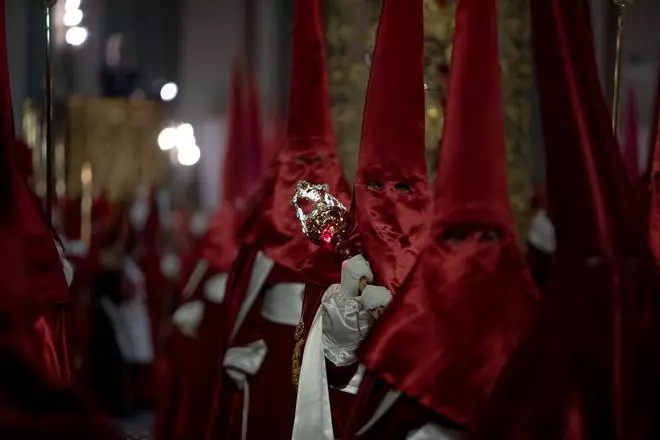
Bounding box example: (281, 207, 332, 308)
(291, 180, 352, 256)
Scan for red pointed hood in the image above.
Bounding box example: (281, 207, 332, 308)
(239, 0, 349, 272)
(433, 0, 512, 230)
(467, 0, 649, 438)
(359, 0, 537, 425)
(352, 0, 430, 291)
(0, 3, 68, 307)
(0, 0, 27, 300)
(533, 0, 638, 261)
(202, 66, 254, 272)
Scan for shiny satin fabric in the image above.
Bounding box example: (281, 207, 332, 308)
(529, 0, 654, 437)
(238, 0, 350, 273)
(210, 262, 303, 440)
(533, 0, 638, 260)
(157, 249, 258, 440)
(202, 203, 239, 273)
(353, 0, 430, 292)
(361, 228, 537, 426)
(0, 0, 73, 386)
(0, 300, 120, 440)
(466, 261, 625, 440)
(19, 184, 72, 383)
(33, 310, 72, 384)
(353, 179, 430, 292)
(241, 142, 351, 273)
(343, 372, 454, 440)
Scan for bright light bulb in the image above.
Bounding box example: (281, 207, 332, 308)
(63, 9, 83, 26)
(160, 82, 178, 101)
(65, 0, 81, 12)
(65, 27, 88, 47)
(177, 144, 201, 166)
(176, 123, 194, 138)
(176, 123, 195, 148)
(157, 127, 178, 151)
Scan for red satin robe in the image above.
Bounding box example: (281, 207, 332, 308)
(154, 263, 223, 440)
(0, 289, 120, 440)
(294, 250, 363, 435)
(212, 263, 303, 440)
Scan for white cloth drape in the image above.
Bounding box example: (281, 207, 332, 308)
(55, 240, 74, 286)
(101, 259, 154, 364)
(172, 300, 205, 338)
(292, 255, 393, 440)
(224, 340, 268, 440)
(406, 423, 462, 440)
(528, 210, 555, 253)
(260, 283, 304, 326)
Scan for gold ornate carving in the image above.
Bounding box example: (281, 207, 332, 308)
(67, 97, 168, 201)
(499, 0, 534, 239)
(292, 320, 305, 387)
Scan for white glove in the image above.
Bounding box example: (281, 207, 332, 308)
(340, 254, 373, 297)
(359, 285, 392, 311)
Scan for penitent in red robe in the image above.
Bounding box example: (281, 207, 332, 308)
(211, 249, 304, 440)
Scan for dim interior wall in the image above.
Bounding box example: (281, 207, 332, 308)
(5, 0, 27, 136)
(195, 117, 225, 212)
(619, 0, 660, 175)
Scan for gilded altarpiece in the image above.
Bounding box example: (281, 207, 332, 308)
(326, 0, 534, 237)
(67, 98, 168, 201)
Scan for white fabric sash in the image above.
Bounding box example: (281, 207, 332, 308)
(231, 252, 274, 339)
(356, 389, 401, 435)
(224, 340, 268, 440)
(182, 260, 209, 299)
(335, 363, 365, 395)
(260, 283, 304, 326)
(407, 423, 461, 440)
(63, 239, 88, 258)
(292, 304, 334, 440)
(55, 240, 74, 286)
(101, 295, 154, 364)
(172, 300, 205, 338)
(203, 273, 229, 303)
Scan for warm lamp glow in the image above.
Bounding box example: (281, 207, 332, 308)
(157, 127, 178, 150)
(65, 0, 81, 12)
(177, 144, 201, 166)
(160, 82, 178, 101)
(63, 9, 83, 27)
(65, 27, 88, 46)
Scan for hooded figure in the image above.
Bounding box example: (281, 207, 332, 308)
(202, 1, 356, 437)
(0, 2, 119, 437)
(154, 65, 262, 440)
(292, 0, 431, 438)
(468, 0, 656, 438)
(347, 0, 538, 438)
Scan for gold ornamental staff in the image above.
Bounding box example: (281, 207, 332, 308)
(80, 162, 93, 246)
(611, 0, 635, 134)
(43, 0, 56, 222)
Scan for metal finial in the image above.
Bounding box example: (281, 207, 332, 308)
(611, 0, 636, 134)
